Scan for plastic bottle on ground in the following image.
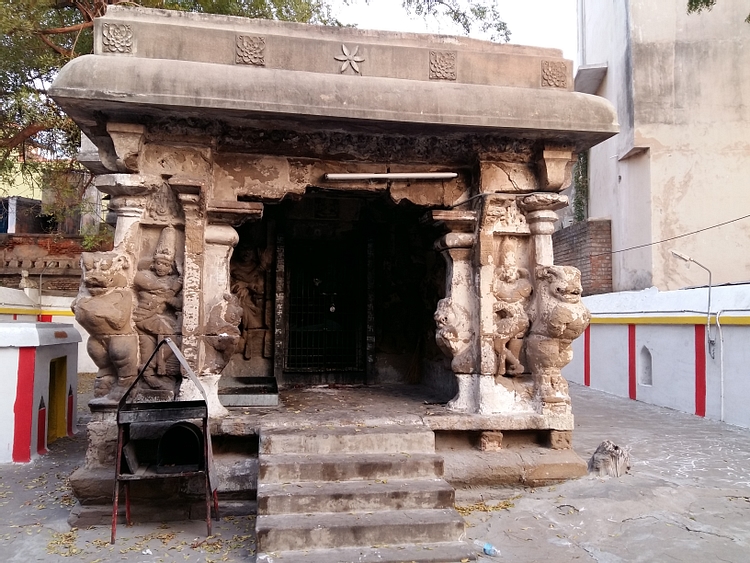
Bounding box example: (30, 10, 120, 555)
(473, 539, 500, 557)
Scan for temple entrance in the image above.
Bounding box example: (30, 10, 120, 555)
(284, 236, 367, 383)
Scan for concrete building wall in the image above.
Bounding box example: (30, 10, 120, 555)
(564, 285, 750, 429)
(579, 0, 750, 290)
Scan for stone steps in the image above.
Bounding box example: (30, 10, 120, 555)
(258, 478, 454, 514)
(218, 376, 279, 407)
(257, 508, 467, 552)
(255, 423, 474, 563)
(259, 452, 444, 483)
(260, 425, 436, 455)
(256, 542, 477, 563)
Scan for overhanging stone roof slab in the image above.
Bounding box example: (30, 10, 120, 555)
(50, 6, 618, 152)
(51, 55, 618, 147)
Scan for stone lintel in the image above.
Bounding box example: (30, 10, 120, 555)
(207, 201, 264, 226)
(428, 210, 477, 233)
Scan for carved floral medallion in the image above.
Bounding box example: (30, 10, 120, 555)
(102, 23, 133, 54)
(429, 51, 457, 81)
(541, 60, 568, 88)
(236, 35, 266, 66)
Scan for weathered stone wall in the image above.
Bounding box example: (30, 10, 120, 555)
(0, 234, 87, 294)
(553, 219, 612, 296)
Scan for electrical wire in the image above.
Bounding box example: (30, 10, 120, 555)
(590, 212, 750, 257)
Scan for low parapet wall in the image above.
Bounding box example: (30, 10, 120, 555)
(562, 284, 750, 428)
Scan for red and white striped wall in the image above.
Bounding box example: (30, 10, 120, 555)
(0, 323, 81, 463)
(565, 314, 750, 429)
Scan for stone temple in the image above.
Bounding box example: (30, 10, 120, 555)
(50, 6, 617, 557)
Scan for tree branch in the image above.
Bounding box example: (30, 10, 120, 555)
(39, 21, 93, 35)
(0, 124, 47, 149)
(36, 32, 72, 57)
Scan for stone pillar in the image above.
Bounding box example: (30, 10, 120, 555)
(431, 211, 479, 413)
(95, 174, 162, 253)
(520, 193, 590, 416)
(475, 195, 534, 415)
(199, 224, 240, 418)
(519, 193, 568, 267)
(172, 185, 205, 374)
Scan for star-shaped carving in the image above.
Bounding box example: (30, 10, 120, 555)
(334, 44, 365, 74)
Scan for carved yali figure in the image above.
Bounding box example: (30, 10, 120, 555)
(231, 246, 272, 360)
(492, 265, 532, 378)
(204, 293, 243, 374)
(72, 253, 138, 402)
(434, 297, 474, 374)
(526, 265, 590, 405)
(133, 226, 183, 391)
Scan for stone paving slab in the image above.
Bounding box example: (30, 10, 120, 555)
(459, 384, 750, 562)
(2, 382, 750, 561)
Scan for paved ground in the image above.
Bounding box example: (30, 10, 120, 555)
(2, 381, 750, 562)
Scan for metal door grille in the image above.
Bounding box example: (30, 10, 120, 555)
(285, 240, 365, 372)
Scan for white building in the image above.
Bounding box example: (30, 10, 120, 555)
(576, 0, 750, 291)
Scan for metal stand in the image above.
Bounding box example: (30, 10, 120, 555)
(111, 338, 218, 543)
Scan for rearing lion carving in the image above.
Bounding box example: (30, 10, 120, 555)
(525, 265, 590, 405)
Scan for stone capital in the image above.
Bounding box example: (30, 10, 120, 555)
(95, 173, 162, 197)
(436, 232, 476, 251)
(205, 224, 240, 247)
(519, 193, 568, 215)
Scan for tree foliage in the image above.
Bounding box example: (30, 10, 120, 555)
(0, 0, 509, 232)
(400, 0, 509, 42)
(687, 0, 750, 23)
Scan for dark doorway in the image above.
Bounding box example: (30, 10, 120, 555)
(284, 236, 366, 383)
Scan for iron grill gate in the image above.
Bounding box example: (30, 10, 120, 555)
(285, 238, 366, 372)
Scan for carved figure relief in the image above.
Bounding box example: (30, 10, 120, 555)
(102, 24, 133, 54)
(525, 265, 590, 405)
(484, 197, 527, 233)
(492, 264, 532, 378)
(236, 35, 266, 66)
(335, 44, 365, 74)
(204, 293, 243, 374)
(132, 226, 183, 393)
(541, 60, 568, 88)
(429, 51, 457, 81)
(434, 297, 474, 374)
(73, 252, 138, 403)
(231, 246, 273, 360)
(146, 181, 182, 224)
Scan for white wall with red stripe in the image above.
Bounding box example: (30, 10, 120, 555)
(0, 323, 81, 463)
(563, 284, 750, 429)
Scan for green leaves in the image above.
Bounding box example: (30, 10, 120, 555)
(0, 0, 511, 230)
(686, 0, 750, 23)
(401, 0, 510, 42)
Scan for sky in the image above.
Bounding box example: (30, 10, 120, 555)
(331, 0, 578, 62)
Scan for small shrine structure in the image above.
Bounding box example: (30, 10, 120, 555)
(50, 6, 617, 521)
